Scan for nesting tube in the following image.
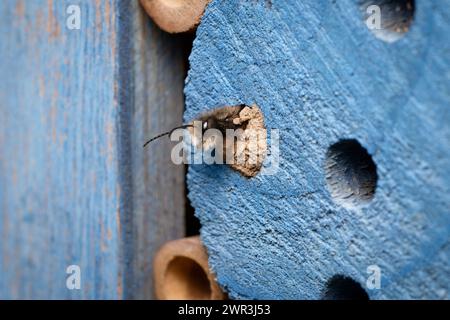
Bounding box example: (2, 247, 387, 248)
(154, 236, 226, 300)
(139, 0, 210, 33)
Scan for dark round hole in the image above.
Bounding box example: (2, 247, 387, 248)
(163, 256, 212, 300)
(361, 0, 415, 43)
(322, 275, 369, 300)
(325, 139, 378, 209)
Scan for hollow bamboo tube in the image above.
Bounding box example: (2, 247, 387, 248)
(139, 0, 210, 33)
(153, 236, 226, 300)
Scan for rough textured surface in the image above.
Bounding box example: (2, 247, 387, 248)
(185, 0, 450, 299)
(228, 105, 267, 178)
(0, 0, 186, 299)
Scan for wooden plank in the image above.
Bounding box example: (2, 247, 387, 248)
(184, 0, 450, 299)
(124, 1, 188, 299)
(0, 0, 186, 299)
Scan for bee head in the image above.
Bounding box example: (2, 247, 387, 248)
(202, 117, 218, 133)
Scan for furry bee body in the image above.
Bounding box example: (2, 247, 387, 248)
(144, 104, 266, 177)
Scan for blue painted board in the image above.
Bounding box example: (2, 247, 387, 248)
(0, 0, 186, 299)
(185, 0, 450, 299)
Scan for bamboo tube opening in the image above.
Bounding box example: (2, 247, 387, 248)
(164, 256, 212, 300)
(139, 0, 210, 33)
(154, 236, 226, 300)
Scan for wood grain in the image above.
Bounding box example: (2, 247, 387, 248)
(125, 0, 188, 299)
(0, 0, 186, 299)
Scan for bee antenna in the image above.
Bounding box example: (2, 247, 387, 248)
(143, 124, 193, 148)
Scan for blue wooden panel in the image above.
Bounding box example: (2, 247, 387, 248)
(185, 0, 450, 299)
(0, 0, 122, 299)
(0, 0, 186, 299)
(125, 1, 187, 299)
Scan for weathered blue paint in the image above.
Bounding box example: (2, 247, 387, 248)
(185, 0, 450, 299)
(0, 0, 186, 299)
(0, 0, 122, 299)
(124, 1, 188, 300)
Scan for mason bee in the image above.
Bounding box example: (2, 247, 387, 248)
(143, 104, 266, 177)
(143, 104, 247, 148)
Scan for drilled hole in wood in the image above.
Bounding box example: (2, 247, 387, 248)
(361, 0, 415, 43)
(325, 139, 378, 209)
(163, 256, 212, 300)
(322, 275, 369, 300)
